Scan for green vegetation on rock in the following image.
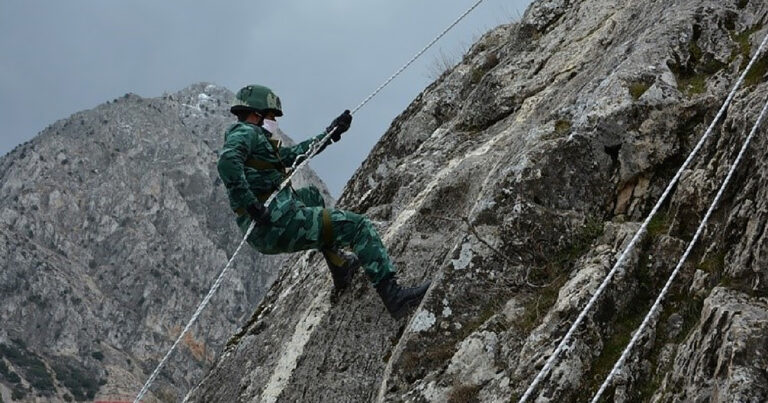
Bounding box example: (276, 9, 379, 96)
(52, 360, 104, 402)
(558, 217, 605, 265)
(11, 385, 27, 400)
(745, 55, 768, 87)
(669, 26, 730, 97)
(448, 384, 481, 403)
(696, 252, 725, 274)
(0, 343, 55, 394)
(7, 371, 21, 384)
(555, 119, 572, 135)
(646, 212, 670, 238)
(730, 24, 768, 86)
(520, 217, 605, 333)
(629, 81, 651, 100)
(470, 53, 500, 84)
(519, 275, 568, 334)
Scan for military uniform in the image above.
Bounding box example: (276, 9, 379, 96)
(217, 121, 395, 285)
(218, 84, 429, 318)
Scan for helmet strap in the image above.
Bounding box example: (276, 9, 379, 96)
(244, 111, 264, 126)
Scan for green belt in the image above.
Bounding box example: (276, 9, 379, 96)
(321, 209, 334, 248)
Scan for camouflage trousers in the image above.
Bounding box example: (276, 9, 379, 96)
(236, 186, 395, 285)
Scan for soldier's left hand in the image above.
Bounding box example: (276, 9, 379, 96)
(246, 203, 271, 226)
(326, 110, 352, 142)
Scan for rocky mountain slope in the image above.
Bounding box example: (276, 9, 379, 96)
(0, 84, 330, 402)
(187, 0, 768, 402)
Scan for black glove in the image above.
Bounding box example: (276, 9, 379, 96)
(246, 203, 271, 226)
(326, 110, 352, 142)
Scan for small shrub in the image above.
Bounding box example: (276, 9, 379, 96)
(470, 67, 486, 84)
(667, 28, 730, 97)
(731, 24, 762, 69)
(0, 359, 9, 377)
(0, 359, 21, 383)
(555, 217, 605, 266)
(745, 55, 768, 87)
(519, 275, 568, 333)
(679, 74, 707, 96)
(7, 371, 21, 384)
(448, 384, 481, 403)
(697, 252, 726, 274)
(90, 351, 104, 361)
(555, 120, 572, 135)
(400, 343, 456, 383)
(629, 82, 650, 100)
(426, 49, 460, 80)
(470, 53, 500, 84)
(577, 300, 648, 398)
(0, 344, 23, 360)
(646, 212, 670, 238)
(11, 385, 27, 400)
(0, 343, 55, 393)
(27, 360, 55, 392)
(9, 339, 26, 350)
(52, 360, 103, 401)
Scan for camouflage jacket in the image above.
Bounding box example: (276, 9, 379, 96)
(217, 122, 325, 212)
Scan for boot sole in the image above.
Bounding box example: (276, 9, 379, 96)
(389, 288, 430, 319)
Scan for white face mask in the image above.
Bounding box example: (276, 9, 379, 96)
(261, 118, 279, 134)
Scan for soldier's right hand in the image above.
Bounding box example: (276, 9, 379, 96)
(246, 203, 271, 226)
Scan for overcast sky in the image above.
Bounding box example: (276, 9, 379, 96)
(0, 0, 532, 196)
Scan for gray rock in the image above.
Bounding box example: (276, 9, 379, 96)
(653, 288, 768, 402)
(446, 331, 499, 386)
(0, 83, 330, 402)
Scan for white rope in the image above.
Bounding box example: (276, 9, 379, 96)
(591, 93, 768, 403)
(133, 2, 486, 401)
(518, 31, 768, 403)
(351, 0, 486, 115)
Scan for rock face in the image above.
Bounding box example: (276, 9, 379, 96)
(0, 83, 330, 402)
(186, 0, 768, 401)
(654, 287, 768, 402)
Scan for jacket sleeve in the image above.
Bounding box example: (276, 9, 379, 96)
(217, 128, 257, 209)
(278, 133, 328, 167)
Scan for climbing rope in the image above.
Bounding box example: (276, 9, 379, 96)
(351, 0, 486, 115)
(591, 93, 768, 402)
(518, 31, 768, 403)
(133, 2, 486, 401)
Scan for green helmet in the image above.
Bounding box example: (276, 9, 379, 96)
(230, 84, 283, 116)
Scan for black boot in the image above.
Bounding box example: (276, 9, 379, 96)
(322, 248, 361, 291)
(375, 274, 431, 319)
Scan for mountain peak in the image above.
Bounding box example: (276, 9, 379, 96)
(0, 83, 330, 401)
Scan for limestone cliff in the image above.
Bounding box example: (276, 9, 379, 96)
(0, 83, 330, 402)
(187, 0, 768, 401)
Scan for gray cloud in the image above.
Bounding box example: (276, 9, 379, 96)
(0, 0, 531, 196)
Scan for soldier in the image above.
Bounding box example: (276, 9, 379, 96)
(217, 84, 430, 319)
